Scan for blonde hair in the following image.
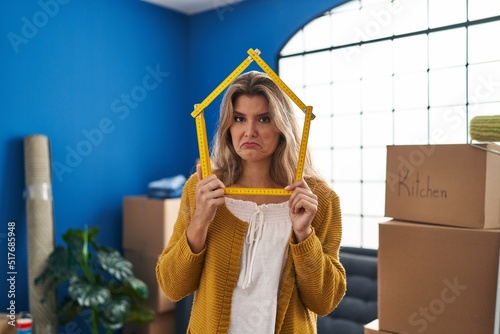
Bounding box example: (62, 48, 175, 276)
(211, 71, 320, 187)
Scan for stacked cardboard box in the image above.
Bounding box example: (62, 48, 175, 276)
(364, 319, 392, 334)
(0, 314, 16, 334)
(122, 196, 181, 334)
(365, 144, 500, 334)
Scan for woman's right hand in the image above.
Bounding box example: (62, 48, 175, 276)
(186, 165, 225, 253)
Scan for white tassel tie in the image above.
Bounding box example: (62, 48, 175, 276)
(241, 207, 265, 289)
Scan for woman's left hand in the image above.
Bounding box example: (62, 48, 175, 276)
(285, 179, 318, 242)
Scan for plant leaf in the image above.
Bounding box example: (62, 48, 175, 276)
(99, 297, 130, 332)
(86, 226, 100, 243)
(98, 251, 133, 281)
(62, 228, 84, 244)
(68, 277, 111, 307)
(100, 319, 124, 331)
(57, 296, 81, 325)
(126, 304, 155, 323)
(62, 229, 85, 264)
(34, 246, 67, 285)
(35, 246, 77, 302)
(125, 277, 149, 300)
(100, 296, 131, 324)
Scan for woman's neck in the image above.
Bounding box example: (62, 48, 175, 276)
(234, 161, 279, 188)
(229, 161, 289, 205)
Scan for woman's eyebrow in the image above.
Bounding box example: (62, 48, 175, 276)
(232, 111, 271, 117)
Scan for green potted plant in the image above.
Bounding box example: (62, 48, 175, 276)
(35, 226, 154, 333)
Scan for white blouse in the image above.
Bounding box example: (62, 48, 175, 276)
(225, 197, 292, 334)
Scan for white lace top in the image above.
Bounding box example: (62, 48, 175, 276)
(225, 197, 292, 334)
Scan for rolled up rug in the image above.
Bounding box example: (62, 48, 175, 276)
(470, 115, 500, 142)
(23, 134, 57, 333)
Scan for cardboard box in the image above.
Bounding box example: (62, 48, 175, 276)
(0, 315, 15, 334)
(124, 249, 175, 313)
(123, 196, 181, 254)
(364, 319, 397, 334)
(122, 310, 175, 334)
(496, 257, 500, 334)
(385, 143, 500, 229)
(378, 220, 500, 334)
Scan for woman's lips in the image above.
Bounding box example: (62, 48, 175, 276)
(241, 142, 260, 148)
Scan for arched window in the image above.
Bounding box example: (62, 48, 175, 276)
(279, 0, 500, 248)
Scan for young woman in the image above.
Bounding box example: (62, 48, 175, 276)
(156, 71, 346, 333)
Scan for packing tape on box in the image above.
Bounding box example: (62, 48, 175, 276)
(23, 134, 57, 332)
(470, 115, 500, 142)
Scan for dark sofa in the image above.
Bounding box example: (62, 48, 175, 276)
(174, 246, 378, 334)
(317, 246, 378, 334)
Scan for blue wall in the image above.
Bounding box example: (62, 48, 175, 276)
(0, 0, 191, 318)
(0, 0, 344, 330)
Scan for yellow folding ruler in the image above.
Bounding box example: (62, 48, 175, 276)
(192, 48, 315, 196)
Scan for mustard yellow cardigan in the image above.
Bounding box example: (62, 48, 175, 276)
(156, 174, 346, 333)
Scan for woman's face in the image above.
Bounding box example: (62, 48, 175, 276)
(229, 94, 281, 164)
